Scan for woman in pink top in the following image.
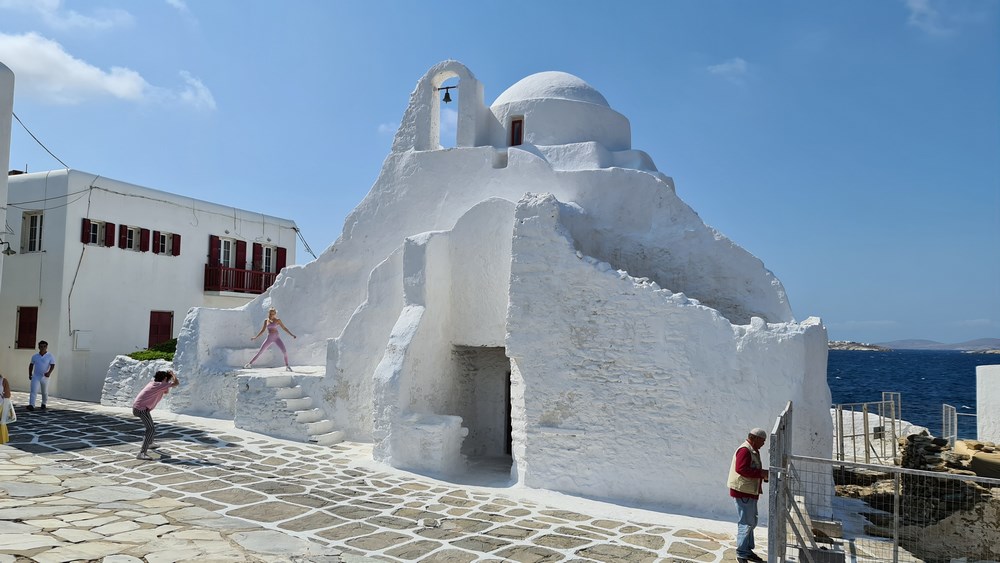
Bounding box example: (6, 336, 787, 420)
(132, 370, 179, 460)
(244, 307, 297, 371)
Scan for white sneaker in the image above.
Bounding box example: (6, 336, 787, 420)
(286, 366, 293, 372)
(136, 453, 153, 461)
(244, 363, 252, 369)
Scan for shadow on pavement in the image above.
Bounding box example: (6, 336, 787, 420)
(4, 397, 237, 457)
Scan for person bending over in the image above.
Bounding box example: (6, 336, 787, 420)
(132, 370, 179, 461)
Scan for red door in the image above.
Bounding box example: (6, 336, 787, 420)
(148, 311, 173, 348)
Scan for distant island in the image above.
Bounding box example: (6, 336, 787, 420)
(829, 341, 890, 351)
(829, 338, 1000, 353)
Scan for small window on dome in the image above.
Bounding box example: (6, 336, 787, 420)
(509, 117, 523, 147)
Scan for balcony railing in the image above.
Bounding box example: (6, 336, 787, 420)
(204, 264, 277, 294)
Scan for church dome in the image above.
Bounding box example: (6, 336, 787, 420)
(492, 72, 610, 108)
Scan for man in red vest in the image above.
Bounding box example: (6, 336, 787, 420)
(727, 427, 769, 563)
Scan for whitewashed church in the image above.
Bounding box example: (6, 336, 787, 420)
(155, 61, 830, 518)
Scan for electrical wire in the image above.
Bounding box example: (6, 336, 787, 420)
(292, 227, 317, 259)
(7, 187, 92, 208)
(12, 112, 70, 169)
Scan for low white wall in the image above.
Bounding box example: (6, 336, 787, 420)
(102, 356, 174, 409)
(978, 365, 1000, 442)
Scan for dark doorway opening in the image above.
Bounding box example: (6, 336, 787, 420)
(452, 346, 513, 473)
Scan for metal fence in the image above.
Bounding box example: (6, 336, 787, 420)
(771, 454, 1000, 562)
(942, 404, 957, 448)
(941, 403, 978, 449)
(833, 398, 900, 465)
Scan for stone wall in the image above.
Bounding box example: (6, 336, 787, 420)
(897, 434, 1000, 561)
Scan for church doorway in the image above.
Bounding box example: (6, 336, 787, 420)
(451, 346, 513, 471)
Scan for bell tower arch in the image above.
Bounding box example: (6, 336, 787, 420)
(391, 61, 486, 152)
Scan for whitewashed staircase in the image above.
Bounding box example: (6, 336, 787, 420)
(234, 370, 345, 446)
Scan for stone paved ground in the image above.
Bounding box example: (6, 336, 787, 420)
(1, 393, 762, 562)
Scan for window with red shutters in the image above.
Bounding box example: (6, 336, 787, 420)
(15, 306, 38, 349)
(104, 222, 115, 247)
(172, 233, 181, 256)
(148, 311, 173, 348)
(118, 225, 128, 249)
(152, 231, 161, 254)
(81, 218, 91, 244)
(140, 228, 150, 252)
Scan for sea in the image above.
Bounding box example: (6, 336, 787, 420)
(827, 349, 1000, 440)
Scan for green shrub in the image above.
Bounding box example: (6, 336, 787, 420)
(128, 350, 173, 361)
(127, 339, 177, 361)
(149, 338, 177, 354)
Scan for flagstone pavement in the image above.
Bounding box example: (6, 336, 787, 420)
(0, 393, 760, 562)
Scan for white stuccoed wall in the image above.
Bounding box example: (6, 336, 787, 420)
(977, 365, 1000, 442)
(173, 61, 832, 518)
(372, 198, 515, 476)
(102, 356, 175, 409)
(0, 63, 12, 287)
(505, 193, 830, 518)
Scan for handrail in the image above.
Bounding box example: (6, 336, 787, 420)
(204, 264, 276, 294)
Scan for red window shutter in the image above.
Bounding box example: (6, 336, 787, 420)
(276, 246, 287, 271)
(208, 235, 220, 264)
(172, 234, 181, 256)
(152, 231, 161, 254)
(81, 218, 91, 244)
(252, 243, 263, 271)
(16, 306, 38, 349)
(118, 225, 127, 249)
(140, 228, 150, 252)
(104, 222, 115, 247)
(235, 240, 247, 269)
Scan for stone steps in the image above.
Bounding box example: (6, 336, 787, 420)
(234, 368, 344, 447)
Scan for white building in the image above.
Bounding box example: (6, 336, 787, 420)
(0, 169, 297, 402)
(159, 61, 831, 519)
(0, 63, 14, 292)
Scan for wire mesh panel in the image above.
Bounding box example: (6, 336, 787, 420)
(881, 392, 901, 422)
(942, 404, 957, 448)
(781, 455, 1000, 563)
(834, 399, 900, 465)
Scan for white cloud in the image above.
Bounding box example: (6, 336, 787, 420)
(707, 57, 748, 83)
(0, 32, 215, 111)
(175, 70, 215, 110)
(0, 0, 133, 31)
(902, 0, 993, 36)
(904, 0, 953, 35)
(165, 0, 190, 13)
(0, 32, 147, 104)
(377, 123, 397, 135)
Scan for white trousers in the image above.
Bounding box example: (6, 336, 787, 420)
(29, 374, 48, 407)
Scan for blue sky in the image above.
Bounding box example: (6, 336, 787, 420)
(0, 0, 997, 344)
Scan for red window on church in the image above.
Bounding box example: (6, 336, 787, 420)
(510, 118, 524, 146)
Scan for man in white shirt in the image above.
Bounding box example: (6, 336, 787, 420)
(28, 341, 55, 411)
